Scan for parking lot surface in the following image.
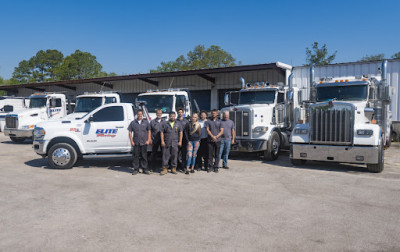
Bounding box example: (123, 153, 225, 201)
(1, 134, 400, 251)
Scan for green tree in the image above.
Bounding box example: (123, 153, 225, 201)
(151, 45, 238, 72)
(359, 54, 385, 62)
(392, 52, 400, 59)
(305, 42, 337, 66)
(12, 49, 63, 83)
(12, 59, 35, 83)
(55, 50, 103, 80)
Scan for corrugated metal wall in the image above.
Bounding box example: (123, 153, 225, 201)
(292, 59, 400, 120)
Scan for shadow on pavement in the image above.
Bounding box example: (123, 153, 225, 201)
(1, 139, 33, 145)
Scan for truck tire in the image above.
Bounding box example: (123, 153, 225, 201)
(48, 143, 78, 169)
(264, 131, 280, 161)
(291, 159, 306, 166)
(367, 140, 384, 173)
(10, 137, 26, 143)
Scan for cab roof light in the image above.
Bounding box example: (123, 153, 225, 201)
(335, 80, 339, 83)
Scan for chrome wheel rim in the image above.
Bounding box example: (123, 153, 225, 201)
(52, 148, 71, 166)
(272, 139, 279, 154)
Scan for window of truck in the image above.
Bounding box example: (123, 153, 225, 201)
(137, 95, 173, 113)
(239, 91, 276, 105)
(29, 98, 47, 108)
(92, 106, 124, 122)
(317, 85, 368, 101)
(75, 97, 103, 113)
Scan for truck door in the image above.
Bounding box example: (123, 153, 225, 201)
(82, 106, 130, 153)
(49, 98, 64, 119)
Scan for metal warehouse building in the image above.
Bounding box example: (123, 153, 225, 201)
(0, 59, 399, 120)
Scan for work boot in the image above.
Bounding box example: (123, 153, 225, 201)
(171, 167, 177, 174)
(160, 166, 168, 176)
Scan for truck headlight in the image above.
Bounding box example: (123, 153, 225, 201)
(34, 127, 46, 140)
(294, 129, 308, 134)
(252, 126, 268, 133)
(21, 125, 35, 129)
(357, 129, 373, 136)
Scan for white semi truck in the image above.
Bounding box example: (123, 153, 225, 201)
(4, 93, 68, 142)
(3, 91, 121, 142)
(33, 102, 148, 169)
(222, 76, 302, 160)
(0, 96, 29, 132)
(290, 60, 392, 172)
(136, 88, 197, 120)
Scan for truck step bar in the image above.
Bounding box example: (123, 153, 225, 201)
(83, 153, 132, 159)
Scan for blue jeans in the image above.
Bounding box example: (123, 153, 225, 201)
(186, 140, 200, 168)
(219, 139, 231, 167)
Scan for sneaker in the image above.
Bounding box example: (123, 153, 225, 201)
(143, 170, 151, 175)
(132, 170, 139, 175)
(222, 166, 229, 169)
(190, 169, 195, 173)
(207, 168, 212, 173)
(185, 170, 190, 175)
(214, 168, 219, 173)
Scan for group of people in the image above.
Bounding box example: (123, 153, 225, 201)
(128, 108, 235, 175)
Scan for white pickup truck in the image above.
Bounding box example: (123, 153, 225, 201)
(33, 103, 145, 169)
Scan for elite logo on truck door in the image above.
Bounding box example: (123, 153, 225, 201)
(96, 129, 118, 137)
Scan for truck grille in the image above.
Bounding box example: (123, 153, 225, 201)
(229, 110, 250, 138)
(310, 103, 354, 145)
(5, 116, 18, 129)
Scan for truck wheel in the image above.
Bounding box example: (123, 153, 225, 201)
(291, 159, 306, 166)
(10, 137, 26, 143)
(392, 131, 398, 142)
(48, 143, 78, 169)
(367, 140, 384, 173)
(264, 131, 280, 161)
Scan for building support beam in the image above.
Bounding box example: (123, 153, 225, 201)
(26, 87, 45, 92)
(92, 81, 114, 89)
(56, 84, 76, 91)
(138, 78, 158, 86)
(198, 74, 215, 84)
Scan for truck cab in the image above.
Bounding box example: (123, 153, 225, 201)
(63, 91, 120, 120)
(136, 89, 194, 120)
(33, 103, 146, 169)
(0, 96, 29, 132)
(4, 93, 67, 142)
(222, 77, 301, 160)
(290, 60, 392, 172)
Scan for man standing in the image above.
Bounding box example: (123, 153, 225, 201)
(196, 110, 209, 171)
(205, 109, 224, 173)
(160, 112, 183, 175)
(219, 111, 235, 169)
(128, 109, 151, 175)
(149, 109, 164, 172)
(176, 108, 189, 172)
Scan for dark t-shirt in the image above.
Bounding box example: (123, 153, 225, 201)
(185, 122, 201, 142)
(128, 119, 151, 146)
(177, 117, 189, 141)
(221, 119, 235, 140)
(205, 119, 222, 142)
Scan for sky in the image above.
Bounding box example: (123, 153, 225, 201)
(0, 0, 399, 79)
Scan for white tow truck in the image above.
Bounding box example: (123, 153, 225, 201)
(33, 102, 148, 169)
(290, 60, 392, 172)
(0, 96, 29, 132)
(4, 93, 68, 142)
(63, 91, 120, 120)
(136, 88, 198, 120)
(222, 76, 302, 160)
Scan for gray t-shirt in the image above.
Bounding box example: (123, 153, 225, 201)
(220, 119, 235, 140)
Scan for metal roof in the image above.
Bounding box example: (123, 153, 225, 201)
(0, 62, 289, 91)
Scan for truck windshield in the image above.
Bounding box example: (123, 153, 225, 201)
(137, 95, 173, 113)
(29, 98, 47, 108)
(317, 85, 368, 101)
(239, 91, 276, 105)
(75, 97, 103, 113)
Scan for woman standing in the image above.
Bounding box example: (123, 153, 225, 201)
(185, 113, 202, 174)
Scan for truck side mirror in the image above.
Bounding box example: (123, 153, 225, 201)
(224, 93, 230, 106)
(86, 115, 94, 123)
(298, 90, 303, 105)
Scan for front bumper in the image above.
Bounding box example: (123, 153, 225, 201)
(3, 128, 33, 138)
(231, 139, 267, 152)
(290, 143, 379, 164)
(33, 140, 46, 156)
